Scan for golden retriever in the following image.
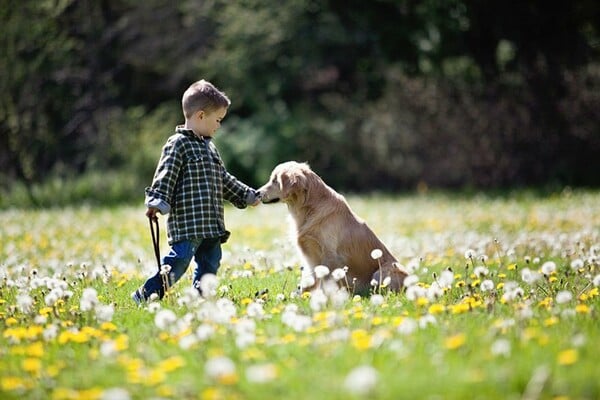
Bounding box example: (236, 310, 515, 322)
(258, 161, 407, 294)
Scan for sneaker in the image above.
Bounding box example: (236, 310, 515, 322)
(131, 288, 145, 305)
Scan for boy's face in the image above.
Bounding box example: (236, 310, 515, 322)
(193, 107, 227, 138)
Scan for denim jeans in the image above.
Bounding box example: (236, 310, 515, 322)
(139, 237, 222, 300)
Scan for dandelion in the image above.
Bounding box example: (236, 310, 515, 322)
(343, 365, 378, 395)
(80, 287, 99, 312)
(444, 333, 466, 350)
(199, 274, 219, 298)
(464, 249, 475, 259)
(370, 249, 383, 260)
(541, 261, 556, 276)
(397, 318, 417, 335)
(438, 270, 454, 288)
(246, 363, 278, 383)
(154, 309, 177, 330)
(557, 349, 578, 366)
(314, 265, 330, 279)
(556, 290, 573, 304)
(521, 268, 541, 284)
(474, 266, 489, 278)
(100, 388, 131, 400)
(370, 294, 385, 306)
(480, 280, 494, 292)
(570, 259, 584, 270)
(403, 275, 419, 287)
(95, 304, 114, 322)
(205, 356, 237, 384)
(490, 339, 511, 357)
(332, 268, 346, 281)
(309, 289, 328, 312)
(593, 275, 600, 287)
(160, 264, 172, 275)
(16, 293, 34, 313)
(382, 276, 391, 288)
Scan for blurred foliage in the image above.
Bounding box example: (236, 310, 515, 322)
(1, 0, 599, 206)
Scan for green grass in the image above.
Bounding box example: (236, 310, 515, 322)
(1, 190, 599, 399)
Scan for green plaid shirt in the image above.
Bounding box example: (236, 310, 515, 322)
(145, 126, 255, 244)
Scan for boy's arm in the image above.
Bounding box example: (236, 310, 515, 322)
(222, 170, 259, 209)
(144, 139, 183, 214)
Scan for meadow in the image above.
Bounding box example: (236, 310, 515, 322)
(1, 190, 599, 400)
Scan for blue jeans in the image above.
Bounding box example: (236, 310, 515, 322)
(139, 238, 222, 300)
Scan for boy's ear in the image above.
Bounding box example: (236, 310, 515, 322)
(196, 110, 205, 120)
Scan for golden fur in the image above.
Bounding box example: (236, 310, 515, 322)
(258, 161, 407, 294)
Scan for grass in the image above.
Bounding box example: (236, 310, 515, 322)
(1, 190, 599, 399)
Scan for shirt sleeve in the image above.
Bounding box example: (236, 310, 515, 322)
(222, 170, 253, 209)
(144, 138, 183, 213)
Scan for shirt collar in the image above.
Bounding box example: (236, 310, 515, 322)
(175, 125, 212, 142)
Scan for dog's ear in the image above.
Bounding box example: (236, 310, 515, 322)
(278, 170, 307, 200)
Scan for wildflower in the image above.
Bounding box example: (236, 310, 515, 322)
(154, 309, 177, 330)
(593, 274, 600, 287)
(199, 274, 219, 298)
(309, 289, 328, 311)
(556, 291, 573, 304)
(100, 388, 131, 400)
(575, 304, 590, 314)
(521, 268, 541, 285)
(490, 339, 511, 357)
(403, 275, 419, 287)
(382, 276, 391, 287)
(480, 280, 494, 292)
(541, 261, 556, 276)
(16, 293, 34, 314)
(196, 324, 215, 341)
(444, 333, 466, 350)
(570, 259, 584, 270)
(205, 356, 237, 384)
(332, 268, 346, 281)
(397, 318, 417, 335)
(95, 304, 114, 322)
(343, 365, 378, 395)
(160, 264, 172, 275)
(370, 249, 383, 260)
(314, 265, 330, 279)
(464, 249, 475, 259)
(80, 287, 99, 312)
(557, 349, 578, 366)
(438, 270, 454, 288)
(246, 363, 278, 383)
(428, 303, 445, 315)
(370, 294, 385, 306)
(474, 266, 489, 278)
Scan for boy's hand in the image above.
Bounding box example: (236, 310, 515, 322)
(146, 207, 159, 220)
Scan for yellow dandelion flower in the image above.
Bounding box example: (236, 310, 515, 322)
(26, 342, 44, 357)
(549, 276, 558, 283)
(538, 297, 553, 309)
(100, 322, 117, 331)
(496, 282, 504, 290)
(158, 356, 186, 373)
(444, 333, 466, 350)
(114, 334, 129, 351)
(39, 307, 54, 316)
(497, 273, 507, 279)
(217, 373, 238, 385)
(1, 376, 27, 391)
(575, 304, 590, 314)
(241, 298, 253, 305)
(507, 264, 517, 271)
(301, 292, 311, 299)
(351, 329, 371, 351)
(201, 387, 222, 400)
(371, 316, 385, 326)
(6, 317, 18, 326)
(22, 357, 42, 374)
(450, 303, 470, 314)
(543, 317, 559, 327)
(428, 303, 445, 315)
(157, 385, 174, 397)
(145, 369, 166, 386)
(558, 349, 578, 366)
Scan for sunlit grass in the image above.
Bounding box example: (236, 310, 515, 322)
(1, 190, 599, 399)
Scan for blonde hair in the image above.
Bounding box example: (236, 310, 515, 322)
(181, 79, 231, 119)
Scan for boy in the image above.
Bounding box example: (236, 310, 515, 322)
(132, 79, 259, 304)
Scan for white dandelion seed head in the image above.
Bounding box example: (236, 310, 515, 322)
(541, 261, 556, 276)
(480, 279, 495, 292)
(246, 363, 278, 384)
(555, 290, 573, 304)
(199, 273, 219, 298)
(370, 294, 385, 306)
(332, 268, 347, 281)
(403, 274, 419, 288)
(474, 266, 489, 278)
(593, 274, 600, 287)
(205, 356, 236, 380)
(382, 276, 392, 288)
(343, 365, 378, 395)
(570, 259, 584, 270)
(370, 279, 378, 287)
(438, 270, 454, 288)
(309, 289, 328, 312)
(370, 249, 383, 260)
(95, 304, 114, 322)
(521, 268, 542, 285)
(464, 249, 475, 259)
(491, 339, 511, 357)
(314, 265, 330, 279)
(397, 318, 418, 335)
(100, 388, 131, 400)
(154, 309, 177, 330)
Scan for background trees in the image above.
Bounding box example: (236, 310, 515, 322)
(1, 0, 598, 204)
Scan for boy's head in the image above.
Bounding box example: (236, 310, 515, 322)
(182, 80, 231, 120)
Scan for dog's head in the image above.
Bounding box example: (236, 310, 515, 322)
(258, 161, 314, 204)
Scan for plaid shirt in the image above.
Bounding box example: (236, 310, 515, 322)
(145, 126, 254, 244)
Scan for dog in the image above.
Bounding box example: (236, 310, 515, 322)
(257, 161, 407, 294)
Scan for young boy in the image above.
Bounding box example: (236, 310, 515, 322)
(132, 79, 259, 304)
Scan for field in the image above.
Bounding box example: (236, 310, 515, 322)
(1, 191, 599, 400)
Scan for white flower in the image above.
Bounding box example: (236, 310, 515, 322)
(370, 294, 385, 306)
(464, 249, 475, 259)
(480, 280, 494, 292)
(43, 324, 58, 341)
(314, 265, 330, 279)
(406, 285, 426, 301)
(100, 388, 131, 400)
(154, 309, 177, 330)
(246, 302, 265, 319)
(521, 268, 541, 284)
(555, 290, 573, 304)
(403, 275, 419, 287)
(343, 365, 378, 395)
(300, 271, 315, 290)
(332, 268, 347, 281)
(100, 341, 118, 357)
(541, 261, 556, 276)
(370, 279, 378, 287)
(205, 356, 236, 380)
(199, 274, 219, 298)
(80, 287, 99, 312)
(310, 289, 328, 311)
(246, 363, 278, 383)
(438, 270, 454, 288)
(196, 324, 215, 341)
(370, 249, 383, 260)
(95, 304, 114, 322)
(491, 339, 511, 357)
(381, 276, 391, 287)
(397, 318, 417, 335)
(570, 259, 584, 270)
(474, 266, 489, 278)
(592, 274, 600, 287)
(179, 334, 198, 350)
(419, 314, 437, 328)
(16, 293, 33, 313)
(160, 264, 172, 275)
